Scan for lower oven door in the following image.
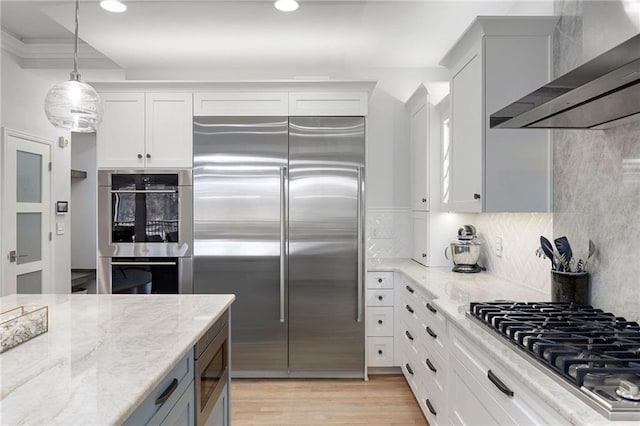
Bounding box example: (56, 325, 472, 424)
(98, 257, 193, 294)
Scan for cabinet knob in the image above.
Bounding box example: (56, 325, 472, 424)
(378, 295, 383, 301)
(378, 350, 383, 355)
(137, 154, 143, 159)
(146, 153, 151, 159)
(422, 198, 427, 203)
(377, 278, 382, 283)
(422, 253, 427, 258)
(377, 320, 383, 325)
(473, 193, 481, 200)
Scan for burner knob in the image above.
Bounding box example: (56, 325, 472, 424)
(616, 380, 640, 401)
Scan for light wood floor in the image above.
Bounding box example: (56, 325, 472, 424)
(231, 375, 428, 425)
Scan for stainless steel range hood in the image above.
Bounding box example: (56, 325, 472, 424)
(490, 33, 640, 130)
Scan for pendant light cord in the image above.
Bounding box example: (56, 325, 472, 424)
(70, 0, 80, 81)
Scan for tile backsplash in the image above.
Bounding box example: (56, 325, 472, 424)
(366, 208, 411, 259)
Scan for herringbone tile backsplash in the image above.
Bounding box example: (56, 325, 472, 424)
(472, 213, 553, 293)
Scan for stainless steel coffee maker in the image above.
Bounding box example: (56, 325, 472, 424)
(445, 225, 483, 273)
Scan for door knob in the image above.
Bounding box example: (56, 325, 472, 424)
(8, 250, 27, 263)
(422, 198, 427, 203)
(422, 253, 427, 258)
(473, 193, 481, 200)
(137, 154, 143, 159)
(146, 153, 151, 159)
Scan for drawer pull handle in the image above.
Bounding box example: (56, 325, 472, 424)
(155, 378, 179, 405)
(405, 304, 414, 314)
(426, 303, 437, 314)
(378, 295, 383, 301)
(405, 330, 414, 341)
(405, 285, 414, 294)
(426, 326, 437, 339)
(378, 278, 383, 283)
(378, 349, 383, 355)
(425, 399, 437, 416)
(488, 370, 514, 397)
(405, 363, 414, 375)
(426, 358, 437, 373)
(378, 320, 383, 325)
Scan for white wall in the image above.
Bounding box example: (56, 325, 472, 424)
(70, 133, 97, 269)
(1, 50, 123, 292)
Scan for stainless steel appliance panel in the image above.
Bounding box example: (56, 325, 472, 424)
(287, 117, 365, 375)
(193, 117, 289, 375)
(98, 169, 192, 258)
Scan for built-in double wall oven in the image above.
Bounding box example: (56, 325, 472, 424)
(97, 170, 192, 294)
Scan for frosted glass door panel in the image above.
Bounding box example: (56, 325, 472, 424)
(16, 213, 42, 265)
(17, 271, 42, 294)
(16, 150, 42, 203)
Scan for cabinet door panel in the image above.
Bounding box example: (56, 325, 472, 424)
(146, 93, 193, 168)
(410, 99, 429, 211)
(449, 45, 483, 212)
(411, 211, 428, 265)
(97, 93, 145, 168)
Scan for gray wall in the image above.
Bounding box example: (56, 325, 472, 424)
(553, 0, 640, 321)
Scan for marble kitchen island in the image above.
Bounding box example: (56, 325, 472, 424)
(0, 293, 234, 425)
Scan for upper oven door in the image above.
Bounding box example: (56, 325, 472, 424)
(98, 170, 192, 257)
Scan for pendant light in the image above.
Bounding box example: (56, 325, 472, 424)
(44, 0, 102, 133)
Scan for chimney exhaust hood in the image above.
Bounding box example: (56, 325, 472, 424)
(490, 33, 640, 130)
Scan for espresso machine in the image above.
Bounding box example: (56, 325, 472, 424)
(445, 225, 483, 273)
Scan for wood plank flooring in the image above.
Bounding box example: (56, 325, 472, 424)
(231, 375, 428, 425)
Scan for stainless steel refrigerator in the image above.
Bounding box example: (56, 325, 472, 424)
(193, 116, 365, 378)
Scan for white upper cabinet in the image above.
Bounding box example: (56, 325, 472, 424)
(440, 17, 558, 213)
(145, 93, 193, 168)
(97, 92, 193, 169)
(193, 92, 288, 116)
(408, 86, 430, 211)
(97, 93, 145, 169)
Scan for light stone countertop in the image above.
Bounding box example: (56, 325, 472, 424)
(0, 293, 234, 425)
(368, 258, 628, 426)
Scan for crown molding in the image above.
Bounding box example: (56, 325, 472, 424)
(1, 30, 120, 69)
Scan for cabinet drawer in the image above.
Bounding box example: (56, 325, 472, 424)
(400, 279, 421, 302)
(367, 289, 394, 307)
(419, 388, 444, 426)
(157, 381, 195, 426)
(399, 318, 421, 357)
(367, 307, 394, 336)
(417, 297, 447, 337)
(400, 350, 420, 397)
(367, 272, 394, 289)
(124, 350, 194, 426)
(367, 337, 394, 367)
(418, 343, 446, 404)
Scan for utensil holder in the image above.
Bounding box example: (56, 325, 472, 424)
(550, 271, 589, 304)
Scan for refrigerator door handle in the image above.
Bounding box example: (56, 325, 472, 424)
(280, 166, 288, 323)
(357, 166, 364, 323)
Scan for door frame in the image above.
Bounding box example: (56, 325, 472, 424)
(0, 127, 54, 296)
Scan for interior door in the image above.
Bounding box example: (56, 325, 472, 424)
(1, 128, 52, 296)
(288, 116, 365, 376)
(193, 117, 289, 376)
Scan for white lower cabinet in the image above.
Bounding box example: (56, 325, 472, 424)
(366, 271, 395, 367)
(448, 325, 568, 426)
(396, 274, 449, 424)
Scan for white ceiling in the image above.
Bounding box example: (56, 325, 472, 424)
(1, 0, 555, 71)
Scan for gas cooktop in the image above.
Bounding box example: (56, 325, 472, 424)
(468, 301, 640, 421)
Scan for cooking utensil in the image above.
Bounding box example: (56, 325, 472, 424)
(540, 236, 558, 270)
(536, 245, 554, 269)
(554, 236, 573, 272)
(583, 240, 596, 271)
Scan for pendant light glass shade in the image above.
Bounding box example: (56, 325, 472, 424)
(44, 0, 102, 132)
(45, 78, 103, 133)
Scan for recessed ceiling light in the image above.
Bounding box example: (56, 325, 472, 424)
(100, 0, 127, 13)
(274, 0, 299, 12)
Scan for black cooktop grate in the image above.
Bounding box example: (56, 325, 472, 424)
(469, 302, 640, 387)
